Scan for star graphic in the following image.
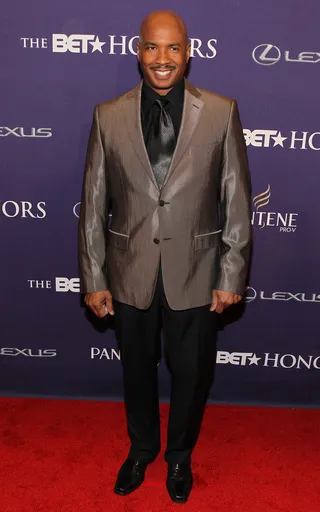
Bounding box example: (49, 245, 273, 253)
(272, 132, 287, 147)
(90, 36, 106, 53)
(248, 354, 261, 366)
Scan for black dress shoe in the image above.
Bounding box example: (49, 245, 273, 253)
(166, 462, 193, 503)
(114, 458, 148, 496)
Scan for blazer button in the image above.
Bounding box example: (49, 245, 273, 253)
(153, 237, 160, 244)
(159, 200, 165, 207)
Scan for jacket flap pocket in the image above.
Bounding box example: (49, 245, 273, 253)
(194, 230, 221, 251)
(107, 229, 129, 251)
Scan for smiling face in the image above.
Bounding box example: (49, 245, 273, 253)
(137, 12, 190, 95)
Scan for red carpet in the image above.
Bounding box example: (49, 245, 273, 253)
(0, 399, 319, 512)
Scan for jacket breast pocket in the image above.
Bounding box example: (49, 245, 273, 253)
(194, 229, 222, 251)
(107, 229, 129, 251)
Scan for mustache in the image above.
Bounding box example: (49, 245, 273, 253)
(150, 65, 176, 71)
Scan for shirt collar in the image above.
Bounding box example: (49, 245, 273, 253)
(141, 78, 185, 112)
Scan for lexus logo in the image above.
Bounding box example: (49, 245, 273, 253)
(252, 44, 281, 66)
(73, 202, 113, 221)
(244, 287, 257, 303)
(73, 202, 81, 218)
(252, 44, 320, 65)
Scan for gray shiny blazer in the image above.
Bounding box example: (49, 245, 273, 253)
(78, 79, 252, 310)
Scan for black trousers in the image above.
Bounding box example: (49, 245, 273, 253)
(113, 264, 217, 464)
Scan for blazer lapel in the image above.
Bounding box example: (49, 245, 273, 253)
(162, 79, 204, 189)
(122, 82, 159, 190)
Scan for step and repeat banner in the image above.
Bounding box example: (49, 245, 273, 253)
(1, 1, 319, 405)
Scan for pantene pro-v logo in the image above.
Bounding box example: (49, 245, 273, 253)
(251, 185, 298, 232)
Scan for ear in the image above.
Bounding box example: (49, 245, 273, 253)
(186, 43, 191, 62)
(136, 41, 141, 61)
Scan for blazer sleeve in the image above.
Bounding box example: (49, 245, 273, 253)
(216, 100, 252, 295)
(78, 105, 109, 293)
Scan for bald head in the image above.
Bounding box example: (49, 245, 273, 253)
(137, 10, 190, 95)
(139, 10, 188, 45)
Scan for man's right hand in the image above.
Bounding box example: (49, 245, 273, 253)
(84, 290, 114, 318)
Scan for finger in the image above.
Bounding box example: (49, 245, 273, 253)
(85, 297, 96, 312)
(98, 306, 107, 318)
(211, 294, 224, 312)
(106, 298, 115, 315)
(90, 305, 98, 316)
(215, 302, 224, 314)
(93, 303, 107, 318)
(210, 295, 218, 312)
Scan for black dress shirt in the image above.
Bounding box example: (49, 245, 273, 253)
(140, 79, 185, 147)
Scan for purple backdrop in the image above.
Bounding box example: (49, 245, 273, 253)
(1, 0, 319, 405)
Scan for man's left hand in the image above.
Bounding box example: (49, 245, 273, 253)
(210, 289, 243, 313)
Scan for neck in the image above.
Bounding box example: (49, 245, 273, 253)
(143, 78, 184, 96)
(146, 85, 173, 96)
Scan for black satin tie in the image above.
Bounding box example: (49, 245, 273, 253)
(146, 99, 176, 187)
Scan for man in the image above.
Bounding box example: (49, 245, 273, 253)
(78, 10, 251, 503)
